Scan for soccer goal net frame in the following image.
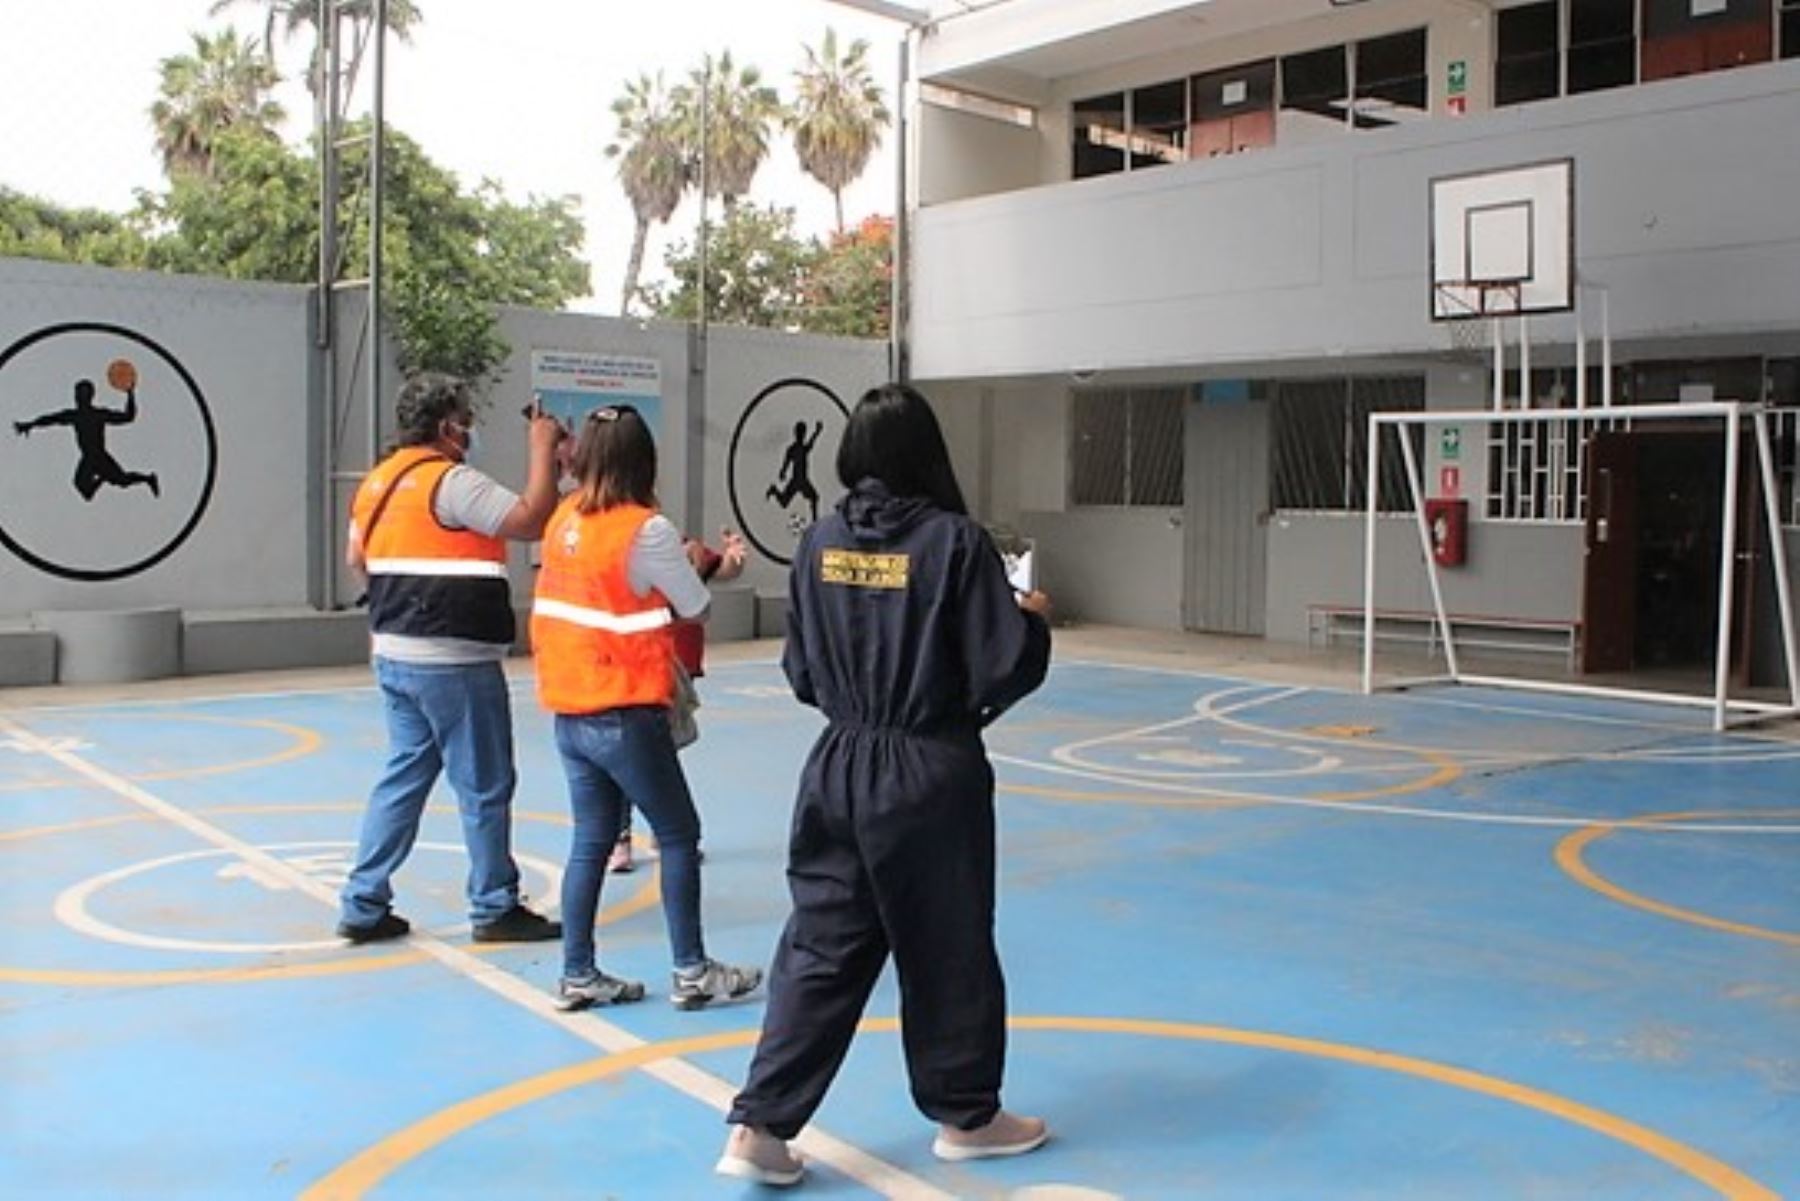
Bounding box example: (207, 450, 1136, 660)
(1361, 401, 1800, 731)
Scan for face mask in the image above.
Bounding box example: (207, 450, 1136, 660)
(448, 421, 480, 461)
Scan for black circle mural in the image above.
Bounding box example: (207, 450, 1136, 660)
(0, 322, 217, 582)
(727, 377, 850, 566)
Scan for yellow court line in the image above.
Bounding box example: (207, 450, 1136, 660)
(0, 715, 324, 793)
(1555, 810, 1800, 948)
(303, 1015, 1775, 1201)
(1311, 750, 1462, 803)
(0, 804, 661, 986)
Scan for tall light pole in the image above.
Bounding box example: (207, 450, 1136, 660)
(820, 0, 930, 382)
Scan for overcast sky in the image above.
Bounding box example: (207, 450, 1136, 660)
(0, 0, 906, 312)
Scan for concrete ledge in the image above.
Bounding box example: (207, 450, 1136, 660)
(39, 607, 181, 684)
(709, 585, 757, 643)
(0, 628, 57, 686)
(182, 608, 369, 676)
(755, 592, 789, 639)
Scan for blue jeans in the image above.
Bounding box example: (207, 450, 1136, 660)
(554, 706, 705, 978)
(340, 657, 522, 926)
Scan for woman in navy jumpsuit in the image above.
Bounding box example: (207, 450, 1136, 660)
(718, 384, 1053, 1186)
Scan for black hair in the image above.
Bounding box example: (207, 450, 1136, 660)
(570, 405, 658, 513)
(394, 373, 472, 447)
(836, 383, 968, 515)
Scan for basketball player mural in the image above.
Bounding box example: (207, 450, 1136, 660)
(12, 359, 160, 500)
(765, 420, 824, 523)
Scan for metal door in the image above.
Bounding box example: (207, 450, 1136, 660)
(1184, 395, 1269, 634)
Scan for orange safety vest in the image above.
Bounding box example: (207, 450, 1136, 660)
(350, 447, 514, 644)
(531, 499, 676, 715)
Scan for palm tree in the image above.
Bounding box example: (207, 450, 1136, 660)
(678, 51, 784, 213)
(208, 0, 421, 97)
(150, 28, 286, 179)
(606, 73, 690, 316)
(791, 29, 890, 234)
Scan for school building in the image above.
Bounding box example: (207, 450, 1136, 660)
(905, 0, 1800, 684)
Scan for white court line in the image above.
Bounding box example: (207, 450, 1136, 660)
(0, 713, 955, 1201)
(992, 750, 1800, 834)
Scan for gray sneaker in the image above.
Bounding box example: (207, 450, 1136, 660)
(556, 970, 646, 1011)
(670, 959, 763, 1010)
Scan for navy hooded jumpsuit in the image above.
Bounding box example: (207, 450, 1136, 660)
(728, 478, 1051, 1139)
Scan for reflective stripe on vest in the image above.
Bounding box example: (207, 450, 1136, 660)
(352, 448, 514, 644)
(531, 500, 675, 715)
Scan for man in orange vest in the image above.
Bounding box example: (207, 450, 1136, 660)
(337, 373, 566, 944)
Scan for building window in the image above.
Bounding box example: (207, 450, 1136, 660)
(1497, 2, 1561, 105)
(1784, 0, 1800, 57)
(1190, 59, 1276, 158)
(1354, 29, 1429, 127)
(1072, 93, 1126, 179)
(1568, 0, 1637, 93)
(1071, 387, 1185, 506)
(1642, 0, 1773, 81)
(1270, 377, 1424, 512)
(1130, 80, 1188, 169)
(1770, 358, 1799, 527)
(1279, 45, 1349, 144)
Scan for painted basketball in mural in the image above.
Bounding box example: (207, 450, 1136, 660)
(727, 378, 851, 567)
(107, 358, 139, 392)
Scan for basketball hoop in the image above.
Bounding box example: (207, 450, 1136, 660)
(1433, 280, 1519, 362)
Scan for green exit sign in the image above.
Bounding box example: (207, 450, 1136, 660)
(1441, 427, 1462, 459)
(1448, 60, 1468, 94)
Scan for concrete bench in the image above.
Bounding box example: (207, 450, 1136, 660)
(1309, 606, 1581, 669)
(182, 608, 371, 675)
(37, 606, 181, 684)
(0, 626, 58, 687)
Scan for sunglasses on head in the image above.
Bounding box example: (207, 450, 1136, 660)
(586, 404, 638, 423)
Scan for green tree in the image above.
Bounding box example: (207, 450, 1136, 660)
(790, 29, 890, 234)
(646, 203, 817, 329)
(149, 28, 286, 179)
(679, 51, 784, 213)
(0, 188, 147, 268)
(208, 0, 422, 96)
(130, 121, 586, 386)
(606, 72, 689, 316)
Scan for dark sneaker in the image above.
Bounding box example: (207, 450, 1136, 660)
(471, 904, 561, 944)
(670, 959, 762, 1010)
(555, 970, 647, 1011)
(337, 912, 410, 944)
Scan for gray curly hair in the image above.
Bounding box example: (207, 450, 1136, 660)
(394, 372, 472, 447)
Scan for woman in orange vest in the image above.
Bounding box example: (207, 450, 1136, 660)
(532, 404, 763, 1011)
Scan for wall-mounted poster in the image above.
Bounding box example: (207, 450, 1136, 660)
(528, 350, 662, 437)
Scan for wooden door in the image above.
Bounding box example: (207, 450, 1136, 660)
(1582, 431, 1640, 673)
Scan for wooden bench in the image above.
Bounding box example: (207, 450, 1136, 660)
(1308, 605, 1582, 669)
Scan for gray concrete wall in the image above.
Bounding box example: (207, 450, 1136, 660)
(1, 259, 886, 679)
(0, 259, 314, 618)
(912, 63, 1800, 381)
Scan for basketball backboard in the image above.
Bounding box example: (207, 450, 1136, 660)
(1430, 158, 1574, 320)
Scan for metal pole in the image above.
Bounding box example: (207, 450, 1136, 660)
(1361, 413, 1380, 694)
(1753, 409, 1800, 708)
(1519, 314, 1531, 408)
(697, 61, 710, 341)
(891, 34, 912, 384)
(367, 0, 387, 466)
(1574, 287, 1587, 410)
(1601, 289, 1613, 407)
(317, 4, 342, 608)
(1711, 404, 1743, 730)
(1490, 314, 1504, 412)
(1398, 419, 1460, 678)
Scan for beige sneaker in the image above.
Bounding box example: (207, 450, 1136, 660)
(932, 1110, 1050, 1162)
(715, 1125, 805, 1187)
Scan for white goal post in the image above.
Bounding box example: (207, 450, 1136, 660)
(1361, 401, 1800, 731)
